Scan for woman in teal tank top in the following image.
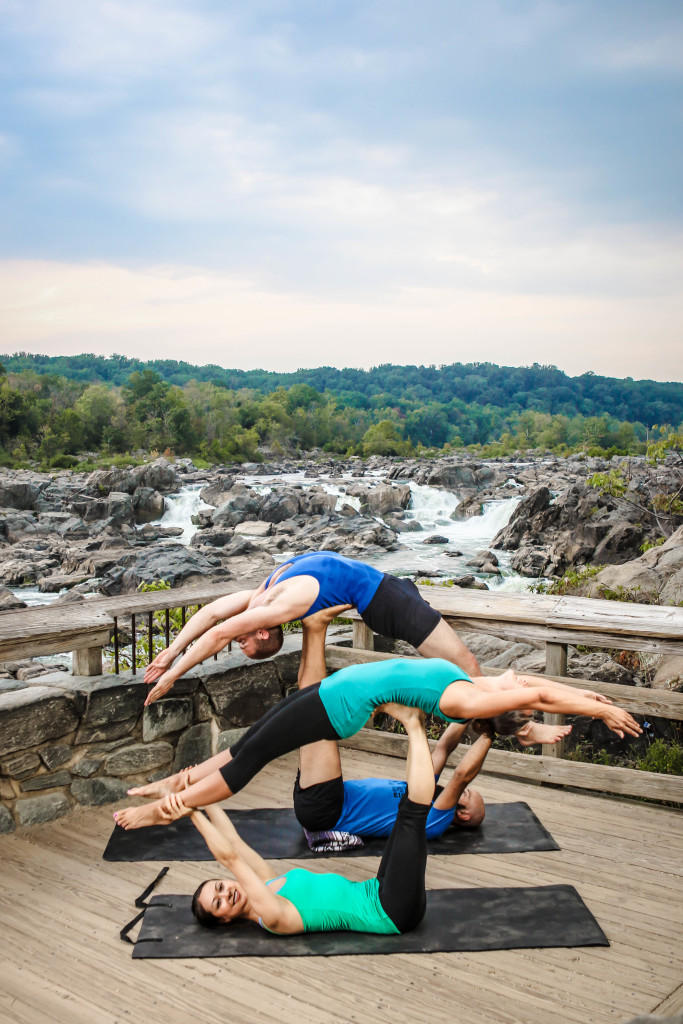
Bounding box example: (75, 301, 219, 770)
(114, 647, 642, 833)
(168, 704, 435, 937)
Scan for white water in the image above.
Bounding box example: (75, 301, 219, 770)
(8, 587, 63, 607)
(157, 484, 212, 545)
(12, 472, 534, 606)
(370, 482, 521, 588)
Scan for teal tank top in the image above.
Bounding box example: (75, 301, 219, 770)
(262, 868, 399, 934)
(319, 657, 472, 738)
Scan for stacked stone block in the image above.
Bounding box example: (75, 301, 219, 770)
(0, 647, 301, 832)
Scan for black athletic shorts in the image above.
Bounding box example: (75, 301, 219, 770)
(361, 574, 441, 649)
(292, 770, 345, 831)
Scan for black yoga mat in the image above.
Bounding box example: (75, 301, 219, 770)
(127, 884, 608, 958)
(104, 801, 558, 862)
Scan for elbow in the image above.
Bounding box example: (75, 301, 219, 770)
(535, 687, 556, 711)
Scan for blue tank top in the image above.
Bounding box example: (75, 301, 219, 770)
(260, 868, 399, 934)
(319, 657, 472, 738)
(336, 778, 456, 840)
(264, 552, 383, 618)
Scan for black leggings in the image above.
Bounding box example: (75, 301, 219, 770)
(293, 771, 345, 831)
(221, 684, 340, 794)
(376, 794, 429, 933)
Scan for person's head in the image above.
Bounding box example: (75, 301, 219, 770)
(192, 878, 248, 927)
(471, 709, 533, 737)
(237, 626, 284, 660)
(453, 787, 485, 828)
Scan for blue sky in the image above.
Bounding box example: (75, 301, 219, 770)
(1, 0, 681, 379)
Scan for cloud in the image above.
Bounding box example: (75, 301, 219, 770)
(0, 258, 680, 381)
(0, 0, 681, 382)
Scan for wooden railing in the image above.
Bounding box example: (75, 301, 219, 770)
(1, 582, 682, 804)
(339, 585, 683, 804)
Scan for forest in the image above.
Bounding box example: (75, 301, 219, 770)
(0, 353, 680, 467)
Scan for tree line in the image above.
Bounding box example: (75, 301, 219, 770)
(0, 358, 680, 468)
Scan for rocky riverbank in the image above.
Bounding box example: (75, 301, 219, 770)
(0, 452, 680, 607)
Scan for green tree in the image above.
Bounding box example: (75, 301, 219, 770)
(361, 420, 412, 457)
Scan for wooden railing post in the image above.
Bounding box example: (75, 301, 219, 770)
(72, 646, 103, 676)
(542, 641, 568, 757)
(353, 620, 375, 651)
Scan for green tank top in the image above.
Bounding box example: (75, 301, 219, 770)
(319, 657, 472, 738)
(262, 868, 399, 934)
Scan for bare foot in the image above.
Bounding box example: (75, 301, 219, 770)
(113, 801, 171, 830)
(516, 721, 572, 747)
(127, 769, 188, 799)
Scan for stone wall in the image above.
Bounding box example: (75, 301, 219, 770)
(0, 644, 301, 833)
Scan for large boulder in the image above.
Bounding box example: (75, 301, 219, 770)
(492, 483, 642, 578)
(133, 487, 166, 524)
(103, 544, 230, 593)
(450, 495, 485, 520)
(348, 483, 410, 516)
(0, 475, 48, 510)
(258, 490, 302, 523)
(0, 585, 27, 611)
(131, 458, 182, 493)
(200, 476, 236, 507)
(211, 492, 261, 528)
(587, 525, 683, 604)
(85, 467, 137, 496)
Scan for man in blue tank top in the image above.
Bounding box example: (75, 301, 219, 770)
(293, 719, 494, 845)
(142, 550, 566, 746)
(144, 550, 469, 705)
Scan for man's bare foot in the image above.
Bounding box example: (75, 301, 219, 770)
(516, 721, 572, 747)
(113, 801, 171, 830)
(127, 769, 188, 799)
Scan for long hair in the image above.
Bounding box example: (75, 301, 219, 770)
(488, 709, 533, 735)
(191, 881, 221, 928)
(471, 709, 533, 737)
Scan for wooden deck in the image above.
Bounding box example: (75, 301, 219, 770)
(0, 747, 681, 1024)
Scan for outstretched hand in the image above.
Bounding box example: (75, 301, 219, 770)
(145, 672, 174, 706)
(144, 649, 175, 685)
(601, 706, 642, 738)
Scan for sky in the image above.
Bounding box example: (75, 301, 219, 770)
(0, 0, 682, 381)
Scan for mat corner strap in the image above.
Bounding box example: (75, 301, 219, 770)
(120, 866, 170, 945)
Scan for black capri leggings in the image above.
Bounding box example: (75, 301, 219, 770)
(221, 683, 340, 794)
(376, 793, 429, 933)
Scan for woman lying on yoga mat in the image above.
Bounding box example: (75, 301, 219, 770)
(114, 634, 641, 832)
(174, 704, 435, 936)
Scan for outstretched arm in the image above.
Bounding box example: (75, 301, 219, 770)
(432, 729, 493, 811)
(144, 589, 311, 705)
(298, 603, 352, 687)
(448, 679, 642, 738)
(431, 721, 468, 778)
(143, 590, 255, 684)
(186, 805, 295, 930)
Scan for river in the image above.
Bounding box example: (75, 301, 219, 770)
(12, 472, 530, 606)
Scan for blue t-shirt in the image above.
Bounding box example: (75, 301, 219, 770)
(319, 657, 472, 738)
(264, 552, 383, 618)
(336, 778, 456, 840)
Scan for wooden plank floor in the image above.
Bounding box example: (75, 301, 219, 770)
(0, 748, 681, 1024)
